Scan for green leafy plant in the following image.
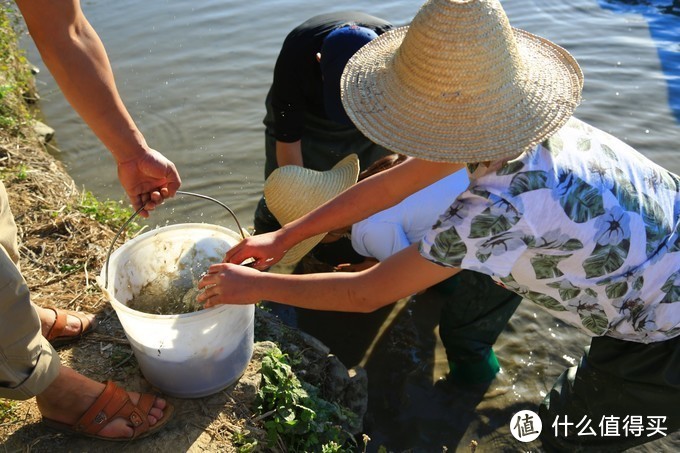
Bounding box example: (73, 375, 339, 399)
(15, 163, 28, 180)
(76, 191, 141, 233)
(232, 429, 259, 453)
(0, 399, 18, 424)
(0, 4, 34, 135)
(256, 347, 357, 452)
(58, 262, 82, 274)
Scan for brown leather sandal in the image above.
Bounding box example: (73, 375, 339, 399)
(43, 381, 174, 441)
(43, 306, 97, 347)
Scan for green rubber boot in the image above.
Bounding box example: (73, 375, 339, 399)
(448, 349, 500, 385)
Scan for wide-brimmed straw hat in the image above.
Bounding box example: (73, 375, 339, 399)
(264, 154, 360, 266)
(341, 0, 584, 163)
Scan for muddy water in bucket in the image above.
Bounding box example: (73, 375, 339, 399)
(98, 194, 254, 398)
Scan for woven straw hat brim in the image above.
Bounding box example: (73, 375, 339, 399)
(341, 0, 584, 163)
(264, 154, 360, 266)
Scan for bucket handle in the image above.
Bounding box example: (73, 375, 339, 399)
(103, 190, 246, 288)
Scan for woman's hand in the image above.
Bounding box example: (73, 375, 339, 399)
(224, 230, 289, 270)
(196, 263, 263, 308)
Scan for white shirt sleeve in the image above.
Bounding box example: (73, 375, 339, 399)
(351, 168, 471, 262)
(351, 221, 410, 261)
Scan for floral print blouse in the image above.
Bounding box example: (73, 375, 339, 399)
(420, 117, 680, 343)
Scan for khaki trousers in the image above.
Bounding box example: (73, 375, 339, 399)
(0, 181, 60, 400)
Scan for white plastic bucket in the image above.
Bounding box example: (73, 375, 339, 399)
(98, 222, 254, 398)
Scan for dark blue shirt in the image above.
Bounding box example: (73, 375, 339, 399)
(269, 12, 393, 142)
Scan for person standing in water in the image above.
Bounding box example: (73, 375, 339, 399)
(254, 12, 394, 266)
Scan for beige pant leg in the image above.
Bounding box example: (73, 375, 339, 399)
(0, 180, 19, 265)
(0, 181, 60, 400)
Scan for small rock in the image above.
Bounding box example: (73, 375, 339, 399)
(33, 120, 54, 144)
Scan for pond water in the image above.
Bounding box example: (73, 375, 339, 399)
(21, 0, 680, 451)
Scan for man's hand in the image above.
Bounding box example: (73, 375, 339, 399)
(116, 149, 181, 217)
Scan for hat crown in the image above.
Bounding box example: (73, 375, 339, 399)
(392, 0, 522, 100)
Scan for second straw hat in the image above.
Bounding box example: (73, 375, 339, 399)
(264, 154, 360, 266)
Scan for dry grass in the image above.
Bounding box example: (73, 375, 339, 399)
(1, 132, 115, 310)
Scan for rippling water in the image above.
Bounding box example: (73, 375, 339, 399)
(26, 0, 680, 224)
(22, 0, 680, 451)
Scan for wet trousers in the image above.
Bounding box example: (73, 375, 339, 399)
(436, 270, 523, 383)
(0, 181, 60, 400)
(538, 334, 680, 451)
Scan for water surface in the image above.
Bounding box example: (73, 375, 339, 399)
(22, 0, 680, 451)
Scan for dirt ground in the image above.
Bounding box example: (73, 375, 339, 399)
(0, 129, 274, 452)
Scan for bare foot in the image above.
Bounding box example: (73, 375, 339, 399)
(38, 306, 96, 338)
(37, 366, 168, 439)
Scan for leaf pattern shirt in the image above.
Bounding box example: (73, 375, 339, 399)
(419, 117, 680, 343)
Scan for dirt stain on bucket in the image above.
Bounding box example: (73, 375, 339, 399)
(127, 265, 207, 315)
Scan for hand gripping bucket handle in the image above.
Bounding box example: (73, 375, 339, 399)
(103, 190, 246, 288)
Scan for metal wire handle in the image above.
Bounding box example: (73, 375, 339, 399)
(103, 190, 246, 288)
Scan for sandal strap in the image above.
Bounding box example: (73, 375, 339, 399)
(69, 311, 91, 335)
(44, 307, 67, 341)
(73, 381, 151, 437)
(44, 307, 91, 341)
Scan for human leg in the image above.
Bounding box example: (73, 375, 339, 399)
(37, 367, 172, 440)
(0, 250, 172, 440)
(0, 250, 61, 399)
(539, 335, 680, 451)
(0, 180, 60, 399)
(40, 306, 97, 347)
(1, 179, 95, 348)
(0, 181, 172, 439)
(438, 270, 522, 384)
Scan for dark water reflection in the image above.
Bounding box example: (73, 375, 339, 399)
(21, 0, 680, 451)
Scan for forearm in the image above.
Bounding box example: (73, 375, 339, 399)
(219, 245, 460, 312)
(275, 140, 303, 167)
(279, 158, 464, 249)
(17, 0, 146, 163)
(257, 271, 381, 312)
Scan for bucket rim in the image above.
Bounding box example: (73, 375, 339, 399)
(109, 222, 243, 248)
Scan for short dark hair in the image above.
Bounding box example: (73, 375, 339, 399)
(358, 154, 408, 181)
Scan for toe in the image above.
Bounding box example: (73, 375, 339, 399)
(148, 406, 164, 425)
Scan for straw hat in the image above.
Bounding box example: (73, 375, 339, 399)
(264, 154, 360, 266)
(341, 0, 584, 163)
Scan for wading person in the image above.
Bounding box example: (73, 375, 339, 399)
(255, 11, 394, 266)
(0, 0, 180, 440)
(322, 154, 523, 385)
(253, 12, 396, 356)
(199, 0, 679, 450)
